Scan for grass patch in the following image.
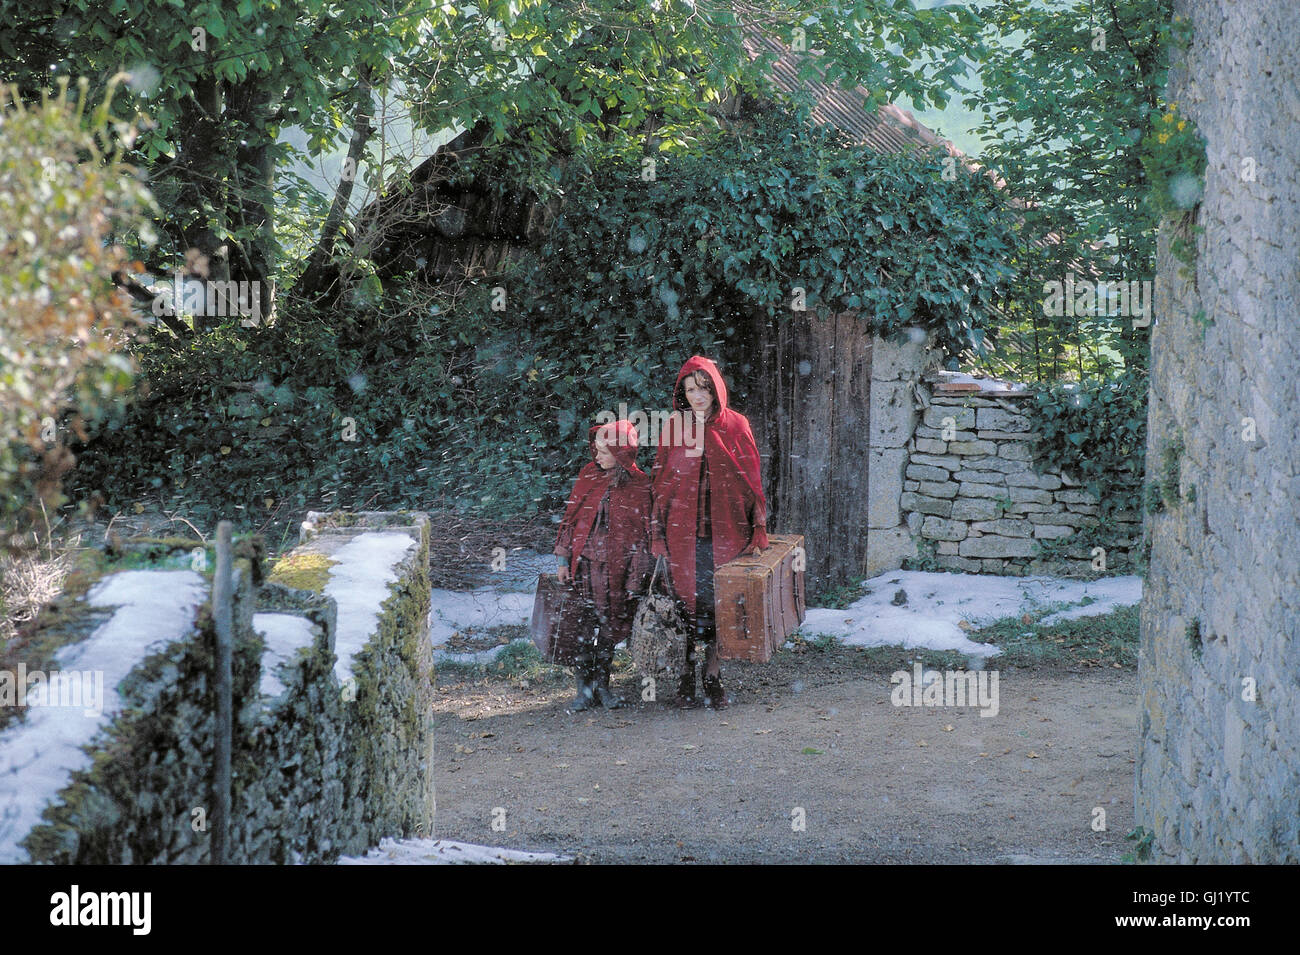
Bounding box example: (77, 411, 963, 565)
(967, 603, 1140, 668)
(810, 577, 871, 610)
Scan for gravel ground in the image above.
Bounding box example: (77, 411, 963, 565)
(431, 644, 1138, 864)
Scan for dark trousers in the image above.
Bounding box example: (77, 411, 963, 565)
(686, 536, 716, 674)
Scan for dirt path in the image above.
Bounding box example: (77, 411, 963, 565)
(431, 647, 1138, 864)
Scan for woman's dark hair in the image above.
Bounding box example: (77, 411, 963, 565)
(674, 369, 716, 413)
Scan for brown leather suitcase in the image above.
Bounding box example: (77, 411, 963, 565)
(714, 534, 806, 662)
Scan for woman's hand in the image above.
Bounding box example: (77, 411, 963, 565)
(747, 544, 765, 556)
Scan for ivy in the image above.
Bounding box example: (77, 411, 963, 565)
(1027, 371, 1147, 520)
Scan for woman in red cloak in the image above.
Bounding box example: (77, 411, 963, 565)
(553, 419, 652, 711)
(651, 356, 768, 709)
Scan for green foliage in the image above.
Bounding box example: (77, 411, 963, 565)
(1143, 429, 1185, 515)
(0, 76, 156, 545)
(964, 0, 1180, 383)
(525, 101, 1019, 371)
(1185, 617, 1202, 660)
(1028, 371, 1147, 520)
(968, 602, 1141, 668)
(1123, 825, 1156, 863)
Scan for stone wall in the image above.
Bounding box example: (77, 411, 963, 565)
(1135, 0, 1300, 863)
(894, 376, 1144, 576)
(15, 512, 435, 864)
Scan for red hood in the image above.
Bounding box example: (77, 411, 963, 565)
(672, 355, 728, 417)
(589, 419, 642, 474)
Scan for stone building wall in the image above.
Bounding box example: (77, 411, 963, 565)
(1134, 0, 1300, 863)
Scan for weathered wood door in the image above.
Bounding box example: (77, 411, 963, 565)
(741, 309, 874, 593)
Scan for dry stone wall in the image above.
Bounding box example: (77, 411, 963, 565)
(12, 512, 434, 864)
(891, 377, 1144, 576)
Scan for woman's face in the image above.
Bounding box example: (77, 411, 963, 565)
(593, 434, 617, 470)
(683, 373, 714, 417)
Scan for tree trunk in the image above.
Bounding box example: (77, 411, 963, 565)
(1136, 0, 1300, 862)
(296, 68, 376, 304)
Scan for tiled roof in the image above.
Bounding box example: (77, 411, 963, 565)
(740, 27, 963, 160)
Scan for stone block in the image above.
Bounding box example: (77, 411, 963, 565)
(906, 510, 923, 535)
(997, 441, 1033, 462)
(866, 525, 916, 576)
(959, 536, 1037, 558)
(1005, 500, 1053, 514)
(871, 329, 930, 381)
(900, 492, 953, 517)
(960, 482, 1008, 499)
(978, 430, 1037, 441)
(906, 464, 951, 482)
(910, 453, 962, 470)
(868, 447, 910, 529)
(953, 469, 1008, 484)
(1033, 524, 1076, 539)
(1008, 486, 1054, 504)
(949, 439, 999, 455)
(1027, 511, 1095, 528)
(917, 480, 959, 499)
(870, 379, 918, 449)
(904, 480, 920, 491)
(936, 541, 960, 555)
(1005, 471, 1063, 490)
(969, 518, 1034, 537)
(951, 498, 1001, 521)
(920, 516, 968, 541)
(923, 405, 975, 430)
(936, 555, 983, 573)
(960, 456, 1024, 473)
(914, 437, 948, 454)
(976, 408, 1032, 432)
(1055, 489, 1100, 504)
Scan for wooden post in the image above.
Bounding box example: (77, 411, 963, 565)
(211, 521, 233, 864)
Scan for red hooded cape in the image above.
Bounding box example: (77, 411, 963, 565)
(553, 419, 652, 638)
(650, 356, 769, 617)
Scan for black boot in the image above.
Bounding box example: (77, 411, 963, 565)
(700, 622, 727, 709)
(676, 633, 698, 707)
(570, 646, 597, 712)
(593, 646, 626, 709)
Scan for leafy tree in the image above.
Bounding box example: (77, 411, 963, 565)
(963, 0, 1184, 382)
(0, 0, 989, 324)
(0, 76, 156, 546)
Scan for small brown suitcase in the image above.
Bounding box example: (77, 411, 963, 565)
(714, 534, 806, 662)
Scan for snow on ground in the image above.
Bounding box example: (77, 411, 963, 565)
(1037, 577, 1143, 624)
(323, 531, 418, 682)
(253, 613, 317, 697)
(0, 570, 207, 863)
(428, 549, 553, 663)
(799, 570, 1144, 658)
(337, 836, 570, 865)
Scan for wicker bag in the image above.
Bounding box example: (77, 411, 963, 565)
(630, 557, 690, 694)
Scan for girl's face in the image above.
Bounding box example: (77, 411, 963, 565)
(684, 373, 714, 417)
(593, 434, 617, 470)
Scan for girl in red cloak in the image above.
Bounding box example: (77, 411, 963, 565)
(651, 356, 768, 709)
(553, 419, 652, 711)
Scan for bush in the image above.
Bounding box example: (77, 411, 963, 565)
(1027, 371, 1147, 521)
(0, 76, 155, 547)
